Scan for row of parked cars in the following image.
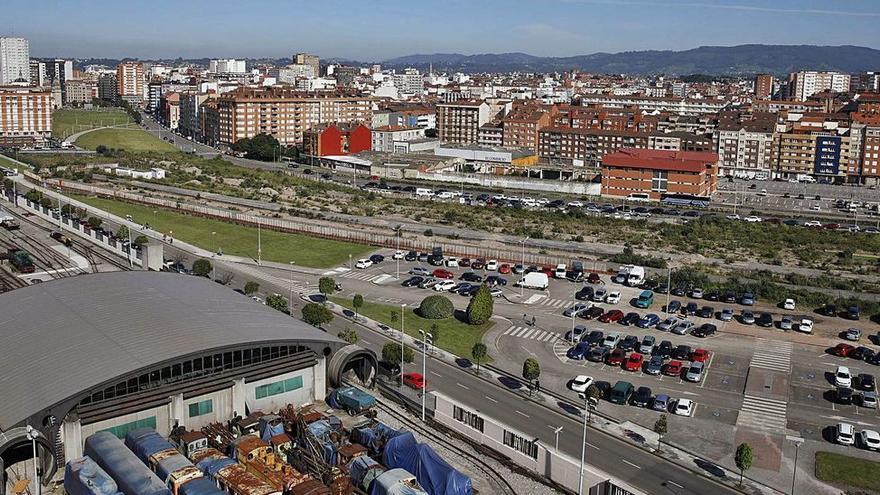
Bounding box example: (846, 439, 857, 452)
(830, 342, 880, 366)
(569, 376, 696, 417)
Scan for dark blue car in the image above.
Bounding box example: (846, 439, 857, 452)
(567, 342, 591, 360)
(637, 313, 661, 328)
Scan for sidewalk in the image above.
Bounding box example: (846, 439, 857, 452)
(318, 295, 779, 495)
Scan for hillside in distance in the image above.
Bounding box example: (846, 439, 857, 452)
(381, 44, 880, 75)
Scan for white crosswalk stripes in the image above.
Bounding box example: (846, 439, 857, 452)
(737, 395, 788, 431)
(749, 338, 792, 373)
(228, 262, 314, 293)
(501, 325, 560, 342)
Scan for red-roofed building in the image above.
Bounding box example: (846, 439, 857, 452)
(601, 148, 719, 200)
(303, 123, 371, 157)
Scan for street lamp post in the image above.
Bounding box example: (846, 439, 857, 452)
(787, 436, 804, 495)
(257, 218, 262, 265)
(576, 393, 590, 495)
(519, 236, 529, 297)
(288, 261, 296, 311)
(553, 426, 563, 452)
(419, 329, 433, 422)
(400, 303, 407, 385)
(396, 226, 401, 280)
(349, 254, 352, 271)
(26, 425, 41, 495)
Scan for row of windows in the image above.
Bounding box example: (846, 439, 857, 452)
(79, 345, 308, 407)
(189, 399, 214, 418)
(453, 405, 485, 433)
(503, 430, 538, 459)
(255, 376, 304, 400)
(101, 416, 157, 439)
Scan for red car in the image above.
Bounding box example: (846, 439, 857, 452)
(498, 263, 511, 274)
(624, 353, 644, 371)
(541, 265, 554, 277)
(581, 306, 605, 320)
(587, 272, 601, 284)
(432, 269, 454, 279)
(403, 372, 425, 390)
(664, 360, 684, 377)
(833, 343, 855, 357)
(598, 309, 625, 323)
(606, 349, 628, 366)
(691, 348, 711, 363)
(471, 259, 485, 270)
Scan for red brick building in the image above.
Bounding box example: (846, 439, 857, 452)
(303, 123, 371, 157)
(601, 148, 719, 200)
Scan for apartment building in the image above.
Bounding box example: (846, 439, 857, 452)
(554, 105, 656, 132)
(371, 125, 424, 153)
(601, 148, 719, 200)
(772, 117, 853, 180)
(215, 87, 373, 146)
(538, 126, 649, 166)
(116, 61, 144, 104)
(303, 123, 371, 156)
(179, 92, 212, 139)
(754, 74, 774, 99)
(208, 59, 246, 74)
(0, 38, 29, 84)
(577, 95, 728, 116)
(272, 64, 316, 83)
(0, 86, 53, 146)
(752, 100, 824, 113)
(714, 111, 777, 179)
(392, 69, 424, 96)
(788, 71, 851, 101)
(648, 131, 713, 152)
(478, 122, 503, 147)
(294, 53, 320, 77)
(64, 80, 92, 105)
(436, 100, 490, 145)
(97, 73, 118, 102)
(501, 104, 555, 152)
(200, 99, 220, 147)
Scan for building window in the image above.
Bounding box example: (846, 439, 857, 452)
(100, 416, 157, 439)
(255, 375, 304, 400)
(188, 399, 214, 418)
(503, 429, 538, 459)
(651, 170, 668, 192)
(453, 405, 484, 432)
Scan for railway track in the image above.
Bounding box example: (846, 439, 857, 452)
(356, 380, 517, 495)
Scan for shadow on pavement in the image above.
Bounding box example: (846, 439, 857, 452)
(693, 458, 726, 477)
(498, 376, 523, 390)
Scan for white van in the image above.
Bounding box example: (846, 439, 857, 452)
(516, 272, 549, 290)
(415, 188, 434, 197)
(628, 193, 650, 202)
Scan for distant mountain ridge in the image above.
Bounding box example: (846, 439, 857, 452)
(380, 45, 880, 75)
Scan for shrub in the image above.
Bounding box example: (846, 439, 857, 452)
(418, 295, 454, 319)
(466, 284, 494, 325)
(191, 258, 212, 277)
(382, 342, 414, 364)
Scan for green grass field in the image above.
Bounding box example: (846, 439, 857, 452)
(0, 154, 22, 168)
(331, 295, 494, 362)
(815, 451, 880, 491)
(75, 128, 177, 153)
(72, 195, 373, 268)
(53, 108, 133, 138)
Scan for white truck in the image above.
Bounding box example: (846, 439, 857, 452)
(616, 265, 645, 286)
(516, 272, 549, 290)
(554, 263, 567, 279)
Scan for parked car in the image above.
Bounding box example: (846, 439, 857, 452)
(741, 292, 755, 305)
(673, 345, 693, 360)
(644, 355, 664, 375)
(445, 257, 459, 267)
(592, 287, 608, 302)
(799, 318, 814, 333)
(639, 335, 656, 354)
(618, 335, 639, 351)
(587, 345, 611, 362)
(652, 394, 670, 412)
(637, 313, 661, 328)
(631, 386, 653, 407)
(741, 310, 756, 325)
(672, 285, 687, 297)
(779, 316, 793, 330)
(392, 250, 405, 260)
(671, 320, 694, 335)
(856, 373, 876, 392)
(569, 375, 595, 393)
(564, 303, 591, 318)
(783, 298, 796, 310)
(664, 360, 685, 377)
(403, 372, 425, 390)
(836, 422, 855, 446)
(575, 286, 594, 301)
(567, 342, 591, 360)
(673, 398, 695, 416)
(566, 325, 589, 341)
(419, 278, 439, 289)
(719, 308, 734, 321)
(607, 349, 628, 366)
(460, 272, 483, 282)
(434, 280, 456, 291)
(837, 386, 854, 405)
(369, 254, 385, 264)
(587, 272, 602, 284)
(471, 259, 485, 270)
(654, 340, 674, 359)
(656, 317, 680, 332)
(833, 343, 855, 357)
(606, 291, 621, 304)
(621, 312, 641, 326)
(685, 361, 705, 382)
(355, 258, 373, 269)
(404, 251, 418, 261)
(410, 266, 430, 276)
(848, 306, 860, 320)
(432, 269, 454, 279)
(693, 323, 717, 338)
(859, 429, 880, 451)
(598, 309, 625, 323)
(835, 366, 853, 388)
(602, 333, 622, 348)
(851, 347, 876, 362)
(581, 306, 605, 320)
(704, 289, 719, 301)
(583, 330, 604, 347)
(845, 328, 862, 341)
(666, 300, 682, 314)
(684, 302, 698, 316)
(697, 305, 714, 318)
(861, 391, 878, 409)
(484, 275, 508, 287)
(402, 276, 423, 287)
(499, 264, 511, 274)
(723, 290, 737, 303)
(691, 288, 704, 299)
(757, 313, 774, 327)
(485, 259, 499, 271)
(624, 353, 645, 372)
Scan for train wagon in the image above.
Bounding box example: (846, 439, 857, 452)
(83, 432, 171, 495)
(63, 455, 122, 495)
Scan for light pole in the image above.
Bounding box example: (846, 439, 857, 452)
(519, 236, 529, 297)
(211, 231, 217, 256)
(400, 303, 407, 385)
(26, 425, 41, 495)
(349, 253, 352, 271)
(553, 426, 563, 452)
(576, 392, 589, 495)
(787, 436, 804, 495)
(288, 261, 296, 311)
(257, 218, 262, 265)
(395, 225, 402, 280)
(419, 329, 433, 422)
(665, 267, 671, 316)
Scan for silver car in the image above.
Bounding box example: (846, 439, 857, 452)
(779, 316, 793, 330)
(685, 361, 704, 382)
(418, 277, 438, 289)
(672, 320, 694, 335)
(656, 317, 680, 332)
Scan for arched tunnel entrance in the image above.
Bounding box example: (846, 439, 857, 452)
(328, 344, 378, 389)
(0, 427, 57, 490)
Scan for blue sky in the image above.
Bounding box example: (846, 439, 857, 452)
(6, 0, 880, 60)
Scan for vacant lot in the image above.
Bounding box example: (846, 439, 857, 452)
(331, 295, 494, 361)
(815, 451, 880, 492)
(75, 128, 176, 153)
(72, 195, 373, 268)
(53, 108, 133, 138)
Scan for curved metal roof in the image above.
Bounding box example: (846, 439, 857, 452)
(0, 271, 341, 431)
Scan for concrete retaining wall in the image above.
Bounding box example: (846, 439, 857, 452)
(411, 171, 602, 196)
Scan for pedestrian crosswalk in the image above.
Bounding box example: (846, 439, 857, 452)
(749, 338, 792, 373)
(232, 262, 314, 294)
(501, 325, 560, 342)
(538, 298, 571, 309)
(737, 394, 788, 431)
(340, 270, 386, 282)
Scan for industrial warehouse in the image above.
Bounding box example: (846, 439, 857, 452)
(0, 271, 378, 485)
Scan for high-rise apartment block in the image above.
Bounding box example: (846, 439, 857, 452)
(294, 53, 320, 77)
(788, 71, 851, 101)
(116, 61, 144, 104)
(714, 111, 777, 179)
(215, 87, 373, 146)
(392, 69, 423, 95)
(98, 73, 118, 102)
(754, 74, 773, 99)
(436, 100, 490, 144)
(0, 86, 53, 146)
(208, 59, 246, 74)
(64, 80, 93, 105)
(0, 37, 30, 84)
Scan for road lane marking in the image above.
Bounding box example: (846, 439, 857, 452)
(457, 382, 470, 390)
(586, 442, 600, 450)
(621, 459, 641, 469)
(516, 410, 530, 418)
(667, 481, 684, 489)
(430, 371, 442, 377)
(484, 395, 499, 403)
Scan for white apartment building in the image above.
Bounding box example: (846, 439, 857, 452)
(209, 59, 246, 74)
(0, 37, 30, 84)
(392, 68, 423, 95)
(789, 71, 851, 101)
(371, 125, 425, 152)
(0, 86, 53, 145)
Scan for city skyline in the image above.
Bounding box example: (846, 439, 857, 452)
(4, 0, 880, 60)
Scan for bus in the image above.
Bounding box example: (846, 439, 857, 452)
(661, 193, 710, 208)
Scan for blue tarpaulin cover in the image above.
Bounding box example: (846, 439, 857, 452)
(63, 456, 122, 495)
(178, 477, 226, 495)
(83, 432, 171, 495)
(383, 433, 472, 495)
(353, 422, 404, 455)
(369, 468, 428, 495)
(259, 420, 285, 443)
(348, 456, 380, 486)
(124, 428, 176, 464)
(200, 457, 236, 478)
(155, 452, 191, 482)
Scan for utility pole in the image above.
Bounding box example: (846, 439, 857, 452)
(257, 218, 262, 265)
(577, 393, 589, 495)
(519, 236, 529, 297)
(666, 267, 671, 316)
(26, 425, 41, 495)
(288, 261, 296, 311)
(400, 303, 407, 385)
(419, 329, 433, 422)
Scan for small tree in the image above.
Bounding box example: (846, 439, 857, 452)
(302, 303, 334, 327)
(87, 216, 103, 228)
(265, 294, 289, 314)
(60, 204, 74, 215)
(522, 358, 541, 396)
(318, 277, 336, 300)
(471, 343, 488, 371)
(466, 283, 494, 325)
(40, 197, 54, 209)
(382, 342, 413, 364)
(133, 235, 149, 245)
(734, 443, 754, 486)
(192, 258, 212, 277)
(352, 294, 364, 317)
(390, 309, 399, 325)
(243, 281, 260, 296)
(653, 414, 668, 451)
(585, 384, 601, 422)
(116, 225, 129, 239)
(337, 328, 359, 344)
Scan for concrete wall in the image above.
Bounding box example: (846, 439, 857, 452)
(245, 367, 315, 415)
(410, 171, 601, 196)
(431, 391, 643, 495)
